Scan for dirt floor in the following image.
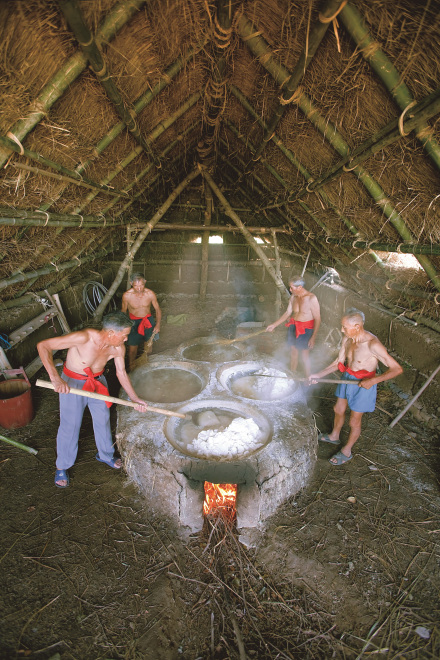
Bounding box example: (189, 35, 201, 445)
(1, 295, 440, 659)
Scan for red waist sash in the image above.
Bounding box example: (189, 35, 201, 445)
(338, 362, 376, 379)
(63, 365, 112, 407)
(285, 318, 315, 338)
(129, 311, 152, 336)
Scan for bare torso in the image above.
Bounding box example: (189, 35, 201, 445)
(344, 331, 380, 372)
(122, 288, 156, 318)
(291, 292, 318, 321)
(65, 329, 123, 375)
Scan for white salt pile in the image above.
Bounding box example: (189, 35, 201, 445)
(187, 416, 263, 460)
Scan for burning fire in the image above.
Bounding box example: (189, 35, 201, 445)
(203, 482, 237, 517)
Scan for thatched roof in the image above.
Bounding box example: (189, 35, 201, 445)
(0, 0, 439, 321)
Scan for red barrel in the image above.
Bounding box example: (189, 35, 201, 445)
(0, 368, 34, 429)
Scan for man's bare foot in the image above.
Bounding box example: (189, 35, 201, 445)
(95, 454, 122, 469)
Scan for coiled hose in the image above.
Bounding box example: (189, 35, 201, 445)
(82, 281, 116, 316)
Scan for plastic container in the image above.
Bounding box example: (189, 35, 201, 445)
(0, 368, 34, 429)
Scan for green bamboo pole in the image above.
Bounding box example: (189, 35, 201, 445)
(11, 162, 130, 198)
(200, 166, 292, 302)
(0, 0, 145, 169)
(0, 435, 38, 456)
(58, 0, 158, 165)
(237, 15, 440, 291)
(340, 2, 440, 171)
(92, 168, 200, 321)
(0, 208, 125, 228)
(0, 137, 129, 197)
(307, 87, 440, 193)
(71, 92, 201, 214)
(251, 0, 345, 163)
(0, 245, 118, 292)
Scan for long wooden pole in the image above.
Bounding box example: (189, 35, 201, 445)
(389, 364, 440, 428)
(93, 168, 200, 322)
(199, 166, 290, 303)
(199, 182, 213, 299)
(36, 380, 188, 419)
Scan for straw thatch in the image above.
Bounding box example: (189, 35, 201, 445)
(0, 0, 439, 318)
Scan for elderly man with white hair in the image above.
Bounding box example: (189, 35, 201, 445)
(309, 308, 402, 466)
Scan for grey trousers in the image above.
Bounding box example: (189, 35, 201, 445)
(56, 372, 115, 470)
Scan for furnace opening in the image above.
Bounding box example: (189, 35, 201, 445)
(203, 482, 237, 520)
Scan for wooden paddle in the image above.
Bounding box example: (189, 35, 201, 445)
(250, 374, 363, 385)
(212, 328, 268, 346)
(36, 379, 190, 419)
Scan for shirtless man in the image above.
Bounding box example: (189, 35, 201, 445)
(309, 308, 402, 466)
(37, 311, 148, 488)
(121, 273, 162, 371)
(266, 276, 321, 376)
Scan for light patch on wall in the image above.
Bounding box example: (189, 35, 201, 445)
(377, 251, 423, 270)
(192, 235, 224, 244)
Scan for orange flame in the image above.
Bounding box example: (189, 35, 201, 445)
(203, 482, 237, 517)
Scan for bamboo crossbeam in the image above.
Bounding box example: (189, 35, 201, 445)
(0, 245, 118, 292)
(11, 162, 130, 198)
(0, 0, 145, 169)
(237, 15, 440, 293)
(199, 166, 290, 303)
(92, 168, 201, 321)
(0, 137, 128, 198)
(354, 270, 438, 303)
(59, 0, 158, 166)
(0, 208, 124, 228)
(340, 2, 440, 172)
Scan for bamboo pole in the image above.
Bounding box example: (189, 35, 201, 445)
(354, 270, 438, 303)
(92, 168, 200, 322)
(199, 166, 290, 303)
(0, 208, 125, 228)
(250, 0, 345, 163)
(0, 137, 129, 197)
(237, 15, 440, 292)
(307, 87, 440, 193)
(340, 2, 440, 172)
(58, 0, 158, 165)
(0, 0, 145, 169)
(0, 435, 38, 456)
(200, 182, 213, 299)
(0, 245, 118, 292)
(11, 162, 130, 198)
(389, 364, 440, 428)
(71, 92, 200, 214)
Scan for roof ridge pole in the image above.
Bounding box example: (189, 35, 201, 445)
(69, 92, 200, 214)
(228, 83, 383, 266)
(247, 0, 346, 165)
(339, 2, 440, 171)
(323, 237, 440, 256)
(92, 167, 200, 322)
(200, 165, 292, 302)
(237, 15, 440, 292)
(58, 0, 159, 166)
(0, 0, 146, 169)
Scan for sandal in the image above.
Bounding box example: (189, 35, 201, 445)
(329, 451, 352, 466)
(95, 453, 122, 469)
(318, 433, 340, 445)
(55, 469, 70, 488)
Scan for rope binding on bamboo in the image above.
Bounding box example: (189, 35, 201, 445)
(398, 100, 417, 137)
(319, 0, 347, 23)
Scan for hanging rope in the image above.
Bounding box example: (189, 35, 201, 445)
(83, 281, 116, 316)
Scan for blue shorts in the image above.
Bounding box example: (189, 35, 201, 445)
(287, 326, 313, 350)
(127, 317, 156, 346)
(335, 373, 377, 413)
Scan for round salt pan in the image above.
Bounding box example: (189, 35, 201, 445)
(133, 368, 203, 403)
(230, 368, 297, 401)
(182, 343, 242, 363)
(164, 399, 272, 461)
